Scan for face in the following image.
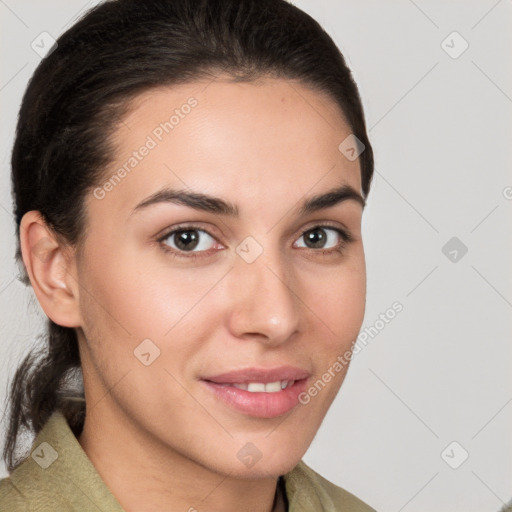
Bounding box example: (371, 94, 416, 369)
(75, 76, 366, 478)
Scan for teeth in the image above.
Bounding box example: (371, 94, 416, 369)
(263, 381, 281, 393)
(230, 380, 295, 392)
(247, 382, 266, 392)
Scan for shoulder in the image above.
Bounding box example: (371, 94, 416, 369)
(0, 410, 125, 512)
(0, 476, 28, 511)
(284, 460, 376, 512)
(0, 471, 73, 512)
(1, 474, 72, 511)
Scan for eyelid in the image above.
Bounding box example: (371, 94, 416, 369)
(298, 220, 354, 242)
(156, 222, 220, 242)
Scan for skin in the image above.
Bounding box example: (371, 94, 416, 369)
(20, 76, 366, 512)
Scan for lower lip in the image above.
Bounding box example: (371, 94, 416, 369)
(202, 379, 308, 418)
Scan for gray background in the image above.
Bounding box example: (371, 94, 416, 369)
(1, 1, 511, 511)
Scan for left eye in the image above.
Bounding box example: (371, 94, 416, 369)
(294, 226, 345, 250)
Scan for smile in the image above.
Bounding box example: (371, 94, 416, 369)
(226, 380, 296, 392)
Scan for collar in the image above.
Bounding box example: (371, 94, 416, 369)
(6, 409, 370, 511)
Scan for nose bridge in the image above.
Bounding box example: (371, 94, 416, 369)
(228, 241, 300, 342)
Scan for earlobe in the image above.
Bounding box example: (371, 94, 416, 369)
(19, 211, 82, 328)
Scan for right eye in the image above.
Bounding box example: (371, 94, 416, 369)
(157, 225, 223, 259)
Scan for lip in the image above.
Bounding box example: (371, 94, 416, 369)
(201, 365, 310, 418)
(202, 365, 311, 384)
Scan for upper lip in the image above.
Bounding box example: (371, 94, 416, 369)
(202, 365, 310, 384)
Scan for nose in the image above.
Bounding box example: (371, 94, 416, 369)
(227, 248, 301, 346)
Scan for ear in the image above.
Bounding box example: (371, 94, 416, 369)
(19, 211, 82, 328)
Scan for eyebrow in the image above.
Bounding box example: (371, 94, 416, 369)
(131, 183, 365, 217)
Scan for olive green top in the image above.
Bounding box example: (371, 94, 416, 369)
(0, 410, 375, 511)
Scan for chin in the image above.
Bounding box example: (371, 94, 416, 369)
(190, 432, 308, 480)
(223, 456, 304, 480)
(226, 436, 309, 479)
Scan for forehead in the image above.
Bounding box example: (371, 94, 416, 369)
(92, 77, 362, 218)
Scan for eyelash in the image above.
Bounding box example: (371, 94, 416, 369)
(156, 222, 354, 261)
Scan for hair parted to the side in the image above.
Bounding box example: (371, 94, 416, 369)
(2, 0, 374, 472)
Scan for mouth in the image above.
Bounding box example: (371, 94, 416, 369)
(220, 380, 298, 392)
(200, 366, 310, 418)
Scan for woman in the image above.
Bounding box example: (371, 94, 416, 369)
(0, 0, 375, 510)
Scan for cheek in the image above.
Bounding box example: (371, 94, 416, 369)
(77, 241, 228, 362)
(295, 257, 366, 419)
(305, 251, 366, 344)
(76, 247, 225, 421)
